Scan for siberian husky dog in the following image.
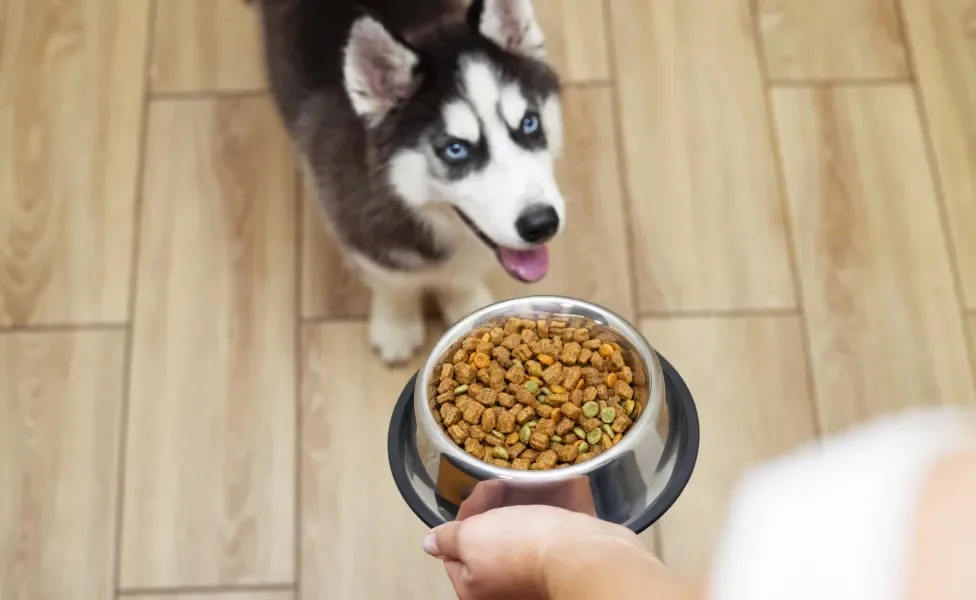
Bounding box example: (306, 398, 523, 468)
(253, 0, 565, 364)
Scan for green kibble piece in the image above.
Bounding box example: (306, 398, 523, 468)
(579, 442, 590, 454)
(453, 384, 469, 395)
(519, 425, 532, 444)
(603, 424, 614, 438)
(512, 358, 523, 368)
(538, 396, 548, 404)
(551, 435, 563, 443)
(600, 407, 616, 424)
(527, 420, 538, 428)
(492, 446, 510, 460)
(492, 429, 504, 439)
(586, 429, 602, 445)
(541, 387, 553, 396)
(524, 380, 539, 394)
(573, 426, 587, 439)
(582, 401, 600, 419)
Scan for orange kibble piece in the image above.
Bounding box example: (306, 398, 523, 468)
(538, 354, 555, 366)
(607, 373, 618, 387)
(598, 344, 614, 358)
(551, 385, 567, 395)
(575, 379, 585, 390)
(472, 352, 491, 369)
(482, 333, 491, 342)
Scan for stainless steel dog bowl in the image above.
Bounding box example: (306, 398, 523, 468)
(388, 296, 699, 532)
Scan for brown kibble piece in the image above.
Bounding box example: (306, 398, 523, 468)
(464, 437, 485, 458)
(502, 334, 522, 350)
(436, 391, 454, 405)
(462, 337, 479, 352)
(529, 431, 550, 451)
(513, 344, 533, 362)
(438, 378, 458, 394)
(505, 363, 527, 384)
(461, 401, 485, 424)
(481, 408, 497, 431)
(614, 380, 634, 400)
(581, 417, 603, 432)
(562, 365, 583, 390)
(479, 388, 499, 407)
(537, 320, 549, 338)
(620, 365, 634, 384)
(497, 410, 517, 434)
(556, 418, 576, 436)
(590, 354, 605, 371)
(597, 384, 609, 400)
(498, 392, 516, 408)
(484, 433, 505, 447)
(440, 363, 455, 381)
(453, 349, 468, 364)
(612, 414, 632, 433)
(583, 367, 603, 386)
(535, 418, 556, 437)
(535, 403, 554, 419)
(584, 386, 598, 402)
(542, 362, 564, 386)
(572, 328, 590, 343)
(490, 327, 506, 344)
(610, 350, 625, 371)
(562, 402, 582, 420)
(491, 346, 512, 367)
(488, 362, 507, 389)
(516, 406, 535, 424)
(504, 317, 522, 334)
(560, 342, 582, 365)
(535, 450, 558, 469)
(557, 443, 580, 463)
(441, 403, 461, 426)
(508, 441, 526, 456)
(574, 452, 596, 464)
(448, 424, 469, 444)
(469, 425, 486, 441)
(513, 457, 532, 470)
(521, 329, 539, 344)
(476, 340, 494, 356)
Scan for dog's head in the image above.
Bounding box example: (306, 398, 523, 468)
(343, 0, 564, 282)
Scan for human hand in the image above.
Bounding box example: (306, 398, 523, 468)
(422, 504, 648, 600)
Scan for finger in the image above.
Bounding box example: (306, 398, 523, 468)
(424, 520, 463, 560)
(442, 559, 469, 593)
(457, 480, 509, 520)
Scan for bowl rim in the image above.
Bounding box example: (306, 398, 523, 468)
(414, 295, 667, 482)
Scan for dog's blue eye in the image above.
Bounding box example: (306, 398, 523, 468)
(442, 142, 471, 162)
(521, 114, 540, 135)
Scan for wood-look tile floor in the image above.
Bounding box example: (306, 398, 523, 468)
(2, 0, 974, 597)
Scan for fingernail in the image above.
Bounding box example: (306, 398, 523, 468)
(422, 533, 439, 557)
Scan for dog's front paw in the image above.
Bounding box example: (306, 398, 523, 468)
(370, 293, 425, 366)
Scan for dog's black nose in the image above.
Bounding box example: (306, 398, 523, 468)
(515, 205, 560, 244)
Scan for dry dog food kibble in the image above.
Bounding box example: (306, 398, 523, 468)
(429, 316, 648, 471)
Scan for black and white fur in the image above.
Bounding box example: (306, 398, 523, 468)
(253, 0, 565, 364)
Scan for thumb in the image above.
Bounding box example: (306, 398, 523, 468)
(423, 520, 463, 560)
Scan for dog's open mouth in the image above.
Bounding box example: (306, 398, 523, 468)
(454, 209, 550, 283)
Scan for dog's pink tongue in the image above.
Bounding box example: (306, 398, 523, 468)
(498, 246, 550, 282)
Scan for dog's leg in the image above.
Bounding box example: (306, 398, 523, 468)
(436, 279, 495, 326)
(368, 283, 425, 366)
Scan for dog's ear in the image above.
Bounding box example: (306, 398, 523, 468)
(468, 0, 547, 60)
(343, 14, 420, 126)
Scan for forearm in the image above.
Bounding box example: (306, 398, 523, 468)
(543, 538, 700, 600)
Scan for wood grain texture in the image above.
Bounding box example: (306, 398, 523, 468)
(902, 0, 976, 309)
(0, 0, 150, 325)
(128, 594, 292, 600)
(758, 0, 909, 80)
(150, 0, 265, 94)
(771, 86, 975, 434)
(300, 172, 372, 320)
(608, 0, 796, 313)
(489, 86, 636, 320)
(120, 97, 297, 589)
(0, 331, 126, 600)
(301, 323, 454, 600)
(640, 317, 817, 575)
(534, 0, 609, 82)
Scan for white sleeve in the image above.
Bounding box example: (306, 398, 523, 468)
(707, 408, 976, 600)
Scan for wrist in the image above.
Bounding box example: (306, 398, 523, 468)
(542, 536, 677, 600)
